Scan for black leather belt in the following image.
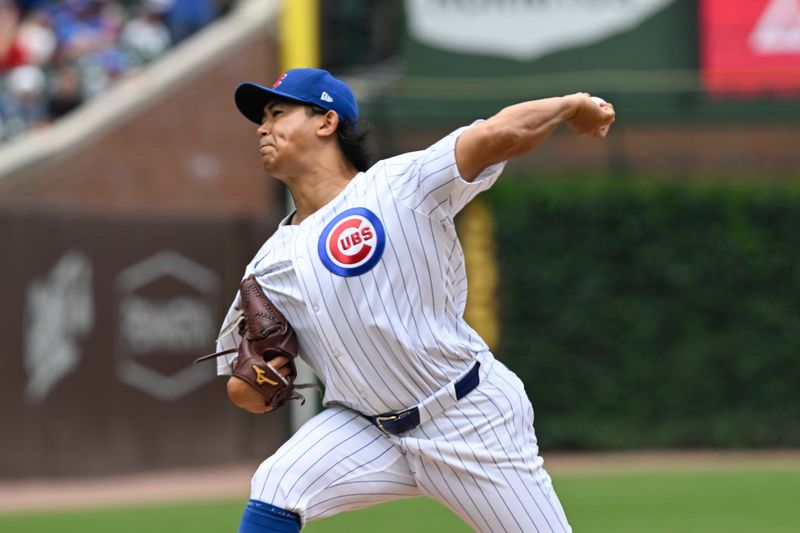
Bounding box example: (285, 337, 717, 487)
(365, 361, 481, 436)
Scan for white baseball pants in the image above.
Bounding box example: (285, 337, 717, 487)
(249, 359, 572, 533)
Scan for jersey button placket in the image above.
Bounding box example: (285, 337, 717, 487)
(292, 248, 317, 312)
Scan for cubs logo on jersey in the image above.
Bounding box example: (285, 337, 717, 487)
(318, 207, 385, 277)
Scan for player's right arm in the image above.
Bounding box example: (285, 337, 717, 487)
(455, 93, 615, 182)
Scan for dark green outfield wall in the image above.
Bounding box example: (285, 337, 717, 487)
(371, 0, 800, 123)
(479, 177, 800, 449)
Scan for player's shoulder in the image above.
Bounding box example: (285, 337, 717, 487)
(245, 221, 295, 274)
(377, 150, 426, 172)
(366, 125, 473, 184)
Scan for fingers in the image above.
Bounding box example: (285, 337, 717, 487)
(589, 97, 615, 137)
(266, 355, 292, 378)
(597, 108, 615, 137)
(595, 99, 615, 120)
(565, 93, 615, 138)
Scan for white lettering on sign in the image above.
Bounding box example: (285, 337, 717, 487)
(120, 296, 214, 353)
(113, 250, 221, 401)
(406, 0, 677, 60)
(24, 252, 94, 403)
(750, 0, 800, 54)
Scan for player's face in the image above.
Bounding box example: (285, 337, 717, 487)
(257, 101, 318, 177)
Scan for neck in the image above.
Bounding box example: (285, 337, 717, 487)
(283, 157, 357, 224)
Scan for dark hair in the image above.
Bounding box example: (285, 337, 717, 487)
(307, 105, 371, 172)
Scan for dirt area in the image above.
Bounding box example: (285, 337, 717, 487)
(542, 449, 800, 474)
(0, 463, 255, 513)
(2, 450, 799, 513)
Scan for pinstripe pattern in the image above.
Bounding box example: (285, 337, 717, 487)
(404, 360, 571, 533)
(216, 124, 571, 531)
(249, 360, 570, 532)
(250, 406, 419, 525)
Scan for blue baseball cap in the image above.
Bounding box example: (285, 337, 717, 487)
(235, 68, 359, 126)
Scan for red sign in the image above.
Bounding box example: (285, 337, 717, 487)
(701, 0, 800, 97)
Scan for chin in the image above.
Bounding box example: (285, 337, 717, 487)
(262, 161, 285, 179)
(262, 158, 277, 173)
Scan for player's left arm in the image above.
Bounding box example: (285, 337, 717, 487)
(226, 355, 292, 414)
(456, 92, 615, 182)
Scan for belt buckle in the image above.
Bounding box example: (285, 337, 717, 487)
(375, 414, 399, 436)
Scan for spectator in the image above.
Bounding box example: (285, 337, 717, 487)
(0, 0, 25, 70)
(163, 0, 215, 44)
(15, 9, 57, 66)
(17, 0, 51, 11)
(1, 64, 48, 137)
(47, 64, 83, 119)
(0, 0, 232, 142)
(120, 3, 170, 66)
(50, 0, 120, 60)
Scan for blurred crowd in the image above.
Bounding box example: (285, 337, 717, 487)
(0, 0, 232, 142)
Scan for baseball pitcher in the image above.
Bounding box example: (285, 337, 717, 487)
(201, 68, 615, 532)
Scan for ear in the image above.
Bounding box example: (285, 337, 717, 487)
(316, 110, 340, 138)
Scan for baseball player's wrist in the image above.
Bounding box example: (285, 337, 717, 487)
(561, 93, 588, 121)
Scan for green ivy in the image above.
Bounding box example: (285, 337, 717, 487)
(485, 177, 800, 449)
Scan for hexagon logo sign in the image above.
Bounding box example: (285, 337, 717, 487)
(114, 251, 221, 401)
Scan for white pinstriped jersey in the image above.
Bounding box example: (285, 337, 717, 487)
(219, 122, 573, 533)
(216, 124, 505, 415)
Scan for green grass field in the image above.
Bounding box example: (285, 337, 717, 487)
(2, 466, 798, 532)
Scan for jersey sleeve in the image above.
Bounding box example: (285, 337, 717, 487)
(215, 292, 242, 376)
(387, 121, 506, 220)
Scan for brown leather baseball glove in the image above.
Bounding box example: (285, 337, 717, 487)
(195, 275, 307, 411)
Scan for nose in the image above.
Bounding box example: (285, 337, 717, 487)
(257, 120, 270, 137)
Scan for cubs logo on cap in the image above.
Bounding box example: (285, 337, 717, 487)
(272, 73, 287, 88)
(318, 208, 385, 277)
